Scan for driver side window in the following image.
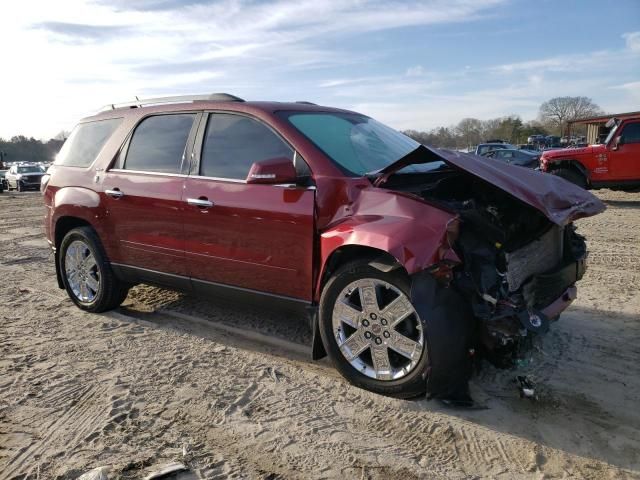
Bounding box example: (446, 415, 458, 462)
(200, 113, 294, 180)
(621, 122, 640, 144)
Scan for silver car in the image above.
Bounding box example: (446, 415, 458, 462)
(5, 165, 45, 192)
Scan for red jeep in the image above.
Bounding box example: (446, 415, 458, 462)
(540, 117, 640, 190)
(43, 94, 604, 401)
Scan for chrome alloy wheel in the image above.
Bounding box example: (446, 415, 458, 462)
(64, 240, 100, 303)
(332, 278, 425, 381)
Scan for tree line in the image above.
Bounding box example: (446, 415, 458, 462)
(0, 96, 603, 164)
(0, 134, 66, 166)
(403, 96, 603, 150)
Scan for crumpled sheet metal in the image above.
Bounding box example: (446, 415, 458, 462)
(378, 145, 606, 226)
(320, 187, 460, 275)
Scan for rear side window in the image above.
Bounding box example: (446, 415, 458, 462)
(621, 122, 640, 144)
(125, 114, 195, 173)
(55, 118, 122, 167)
(200, 114, 293, 179)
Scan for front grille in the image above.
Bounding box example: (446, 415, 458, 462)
(22, 176, 43, 185)
(505, 226, 564, 291)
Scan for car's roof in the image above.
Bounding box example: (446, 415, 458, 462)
(82, 100, 358, 123)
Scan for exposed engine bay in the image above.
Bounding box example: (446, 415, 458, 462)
(383, 168, 588, 369)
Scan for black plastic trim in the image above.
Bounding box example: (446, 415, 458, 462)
(110, 262, 311, 313)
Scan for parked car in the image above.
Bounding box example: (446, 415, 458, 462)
(5, 165, 45, 191)
(482, 148, 541, 169)
(43, 94, 604, 401)
(0, 170, 7, 193)
(474, 142, 517, 156)
(541, 116, 640, 190)
(517, 144, 539, 151)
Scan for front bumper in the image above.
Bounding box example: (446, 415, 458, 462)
(541, 285, 577, 319)
(19, 181, 42, 190)
(523, 254, 587, 313)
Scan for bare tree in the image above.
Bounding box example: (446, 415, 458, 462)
(53, 130, 71, 141)
(455, 118, 483, 150)
(538, 96, 603, 135)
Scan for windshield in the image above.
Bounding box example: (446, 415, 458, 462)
(478, 144, 515, 155)
(17, 166, 42, 173)
(279, 112, 424, 176)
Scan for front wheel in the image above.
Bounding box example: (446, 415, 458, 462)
(319, 260, 430, 398)
(551, 168, 587, 189)
(59, 226, 130, 312)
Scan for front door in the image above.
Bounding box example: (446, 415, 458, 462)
(182, 112, 315, 301)
(102, 113, 198, 277)
(610, 121, 640, 180)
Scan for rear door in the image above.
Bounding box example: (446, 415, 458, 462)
(610, 121, 640, 180)
(102, 113, 199, 279)
(182, 112, 316, 301)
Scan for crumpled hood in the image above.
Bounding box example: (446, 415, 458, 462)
(378, 145, 605, 226)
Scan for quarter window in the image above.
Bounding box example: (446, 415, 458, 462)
(125, 114, 195, 173)
(200, 114, 293, 179)
(621, 122, 640, 144)
(55, 118, 122, 167)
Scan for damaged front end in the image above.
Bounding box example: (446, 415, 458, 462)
(379, 148, 604, 401)
(454, 212, 587, 368)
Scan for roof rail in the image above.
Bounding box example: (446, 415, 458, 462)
(295, 101, 317, 105)
(103, 93, 245, 111)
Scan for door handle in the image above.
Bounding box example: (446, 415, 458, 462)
(187, 197, 214, 208)
(105, 188, 124, 199)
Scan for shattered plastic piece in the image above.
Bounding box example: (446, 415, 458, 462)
(78, 466, 110, 480)
(515, 375, 538, 401)
(144, 462, 188, 480)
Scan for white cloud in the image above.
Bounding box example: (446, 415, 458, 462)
(623, 31, 640, 52)
(405, 65, 425, 77)
(0, 0, 508, 138)
(0, 0, 638, 138)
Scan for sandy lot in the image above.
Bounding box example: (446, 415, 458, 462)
(0, 189, 639, 479)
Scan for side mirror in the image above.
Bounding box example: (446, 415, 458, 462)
(246, 157, 298, 185)
(612, 135, 624, 150)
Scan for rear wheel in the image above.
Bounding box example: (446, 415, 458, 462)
(319, 260, 430, 398)
(552, 168, 587, 189)
(59, 226, 130, 312)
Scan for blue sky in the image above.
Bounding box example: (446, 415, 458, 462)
(1, 0, 639, 139)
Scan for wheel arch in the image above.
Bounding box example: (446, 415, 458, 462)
(316, 244, 407, 303)
(52, 216, 94, 289)
(547, 159, 589, 182)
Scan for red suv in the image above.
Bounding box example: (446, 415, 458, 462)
(43, 94, 604, 401)
(540, 117, 640, 190)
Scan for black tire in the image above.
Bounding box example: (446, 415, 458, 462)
(319, 259, 430, 398)
(552, 168, 587, 189)
(59, 226, 130, 312)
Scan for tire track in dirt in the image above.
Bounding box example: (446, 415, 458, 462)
(2, 383, 109, 480)
(1, 190, 639, 478)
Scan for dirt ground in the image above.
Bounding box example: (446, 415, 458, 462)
(0, 189, 639, 479)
